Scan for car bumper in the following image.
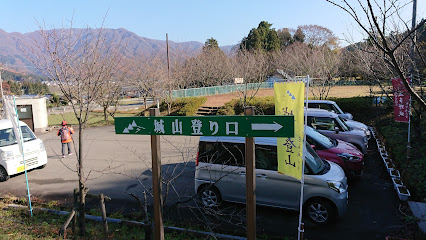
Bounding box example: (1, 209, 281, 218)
(332, 187, 348, 217)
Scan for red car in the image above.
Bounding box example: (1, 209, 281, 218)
(306, 126, 364, 176)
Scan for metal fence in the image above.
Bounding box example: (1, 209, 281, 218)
(171, 79, 372, 98)
(172, 82, 271, 98)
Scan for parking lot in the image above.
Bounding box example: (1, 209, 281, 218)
(0, 125, 406, 239)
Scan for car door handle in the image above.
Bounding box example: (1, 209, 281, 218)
(239, 171, 246, 176)
(256, 174, 267, 179)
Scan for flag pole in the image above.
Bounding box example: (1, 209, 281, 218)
(298, 75, 310, 240)
(12, 96, 33, 217)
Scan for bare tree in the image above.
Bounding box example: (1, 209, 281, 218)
(23, 20, 123, 235)
(176, 46, 232, 88)
(232, 49, 270, 109)
(327, 0, 426, 110)
(126, 55, 169, 112)
(299, 24, 339, 49)
(273, 42, 340, 99)
(96, 78, 122, 121)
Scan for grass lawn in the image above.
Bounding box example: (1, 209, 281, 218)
(0, 196, 245, 240)
(48, 111, 139, 127)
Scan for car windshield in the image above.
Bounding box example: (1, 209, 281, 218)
(0, 126, 36, 147)
(304, 143, 325, 174)
(332, 103, 344, 114)
(335, 116, 349, 131)
(306, 127, 335, 149)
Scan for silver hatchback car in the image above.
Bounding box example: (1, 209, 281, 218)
(195, 136, 348, 224)
(306, 100, 353, 120)
(306, 109, 369, 154)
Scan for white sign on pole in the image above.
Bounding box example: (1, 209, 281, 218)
(234, 78, 244, 84)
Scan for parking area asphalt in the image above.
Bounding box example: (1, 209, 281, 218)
(0, 125, 410, 239)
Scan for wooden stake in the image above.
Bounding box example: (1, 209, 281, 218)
(150, 108, 164, 240)
(72, 188, 77, 236)
(99, 193, 108, 234)
(245, 106, 256, 240)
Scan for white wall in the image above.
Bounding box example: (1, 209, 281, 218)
(14, 97, 48, 133)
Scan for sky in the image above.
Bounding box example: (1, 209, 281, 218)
(1, 0, 425, 47)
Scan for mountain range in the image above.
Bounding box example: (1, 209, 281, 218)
(0, 28, 236, 74)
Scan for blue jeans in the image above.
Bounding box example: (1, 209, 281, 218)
(62, 142, 72, 156)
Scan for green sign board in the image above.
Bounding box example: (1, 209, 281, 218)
(115, 115, 294, 138)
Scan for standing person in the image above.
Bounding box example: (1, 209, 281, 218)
(57, 121, 74, 158)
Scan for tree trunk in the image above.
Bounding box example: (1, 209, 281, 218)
(103, 107, 108, 121)
(78, 124, 86, 236)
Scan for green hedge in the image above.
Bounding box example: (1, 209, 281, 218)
(218, 97, 275, 115)
(329, 97, 375, 124)
(377, 114, 426, 201)
(160, 97, 207, 116)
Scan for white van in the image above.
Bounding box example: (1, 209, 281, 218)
(0, 119, 48, 181)
(195, 136, 348, 224)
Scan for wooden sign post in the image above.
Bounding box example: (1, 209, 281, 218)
(115, 109, 295, 240)
(245, 107, 256, 240)
(150, 108, 164, 240)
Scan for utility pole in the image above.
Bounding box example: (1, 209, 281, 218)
(166, 33, 171, 115)
(407, 0, 417, 161)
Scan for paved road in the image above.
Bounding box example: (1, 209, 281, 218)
(0, 125, 198, 209)
(0, 126, 406, 239)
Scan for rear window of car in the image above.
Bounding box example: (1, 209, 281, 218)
(199, 141, 278, 171)
(199, 141, 245, 167)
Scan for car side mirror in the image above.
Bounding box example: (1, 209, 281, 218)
(334, 127, 339, 134)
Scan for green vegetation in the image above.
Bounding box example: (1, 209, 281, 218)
(376, 113, 426, 201)
(0, 197, 205, 240)
(329, 97, 381, 124)
(217, 97, 274, 115)
(48, 111, 137, 127)
(7, 80, 50, 95)
(1, 69, 47, 82)
(160, 97, 207, 116)
(240, 21, 280, 52)
(49, 97, 207, 127)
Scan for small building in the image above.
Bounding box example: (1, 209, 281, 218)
(10, 96, 48, 133)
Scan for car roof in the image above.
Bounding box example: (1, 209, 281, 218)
(306, 108, 338, 118)
(199, 136, 278, 146)
(304, 100, 336, 104)
(0, 119, 28, 129)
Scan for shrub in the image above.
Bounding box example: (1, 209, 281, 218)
(218, 97, 274, 115)
(329, 97, 376, 124)
(218, 99, 238, 115)
(160, 97, 207, 116)
(377, 115, 426, 201)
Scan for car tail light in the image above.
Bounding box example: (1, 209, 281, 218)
(196, 151, 199, 166)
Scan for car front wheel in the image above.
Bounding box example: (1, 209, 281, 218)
(199, 185, 222, 207)
(0, 166, 10, 182)
(305, 199, 336, 224)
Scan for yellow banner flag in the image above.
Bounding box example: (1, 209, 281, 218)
(274, 82, 304, 180)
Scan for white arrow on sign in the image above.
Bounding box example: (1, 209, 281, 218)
(251, 122, 283, 132)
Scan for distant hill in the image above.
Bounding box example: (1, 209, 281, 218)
(0, 28, 235, 74)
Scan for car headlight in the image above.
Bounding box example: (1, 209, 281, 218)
(327, 180, 346, 193)
(337, 153, 360, 162)
(40, 142, 46, 152)
(1, 151, 14, 161)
